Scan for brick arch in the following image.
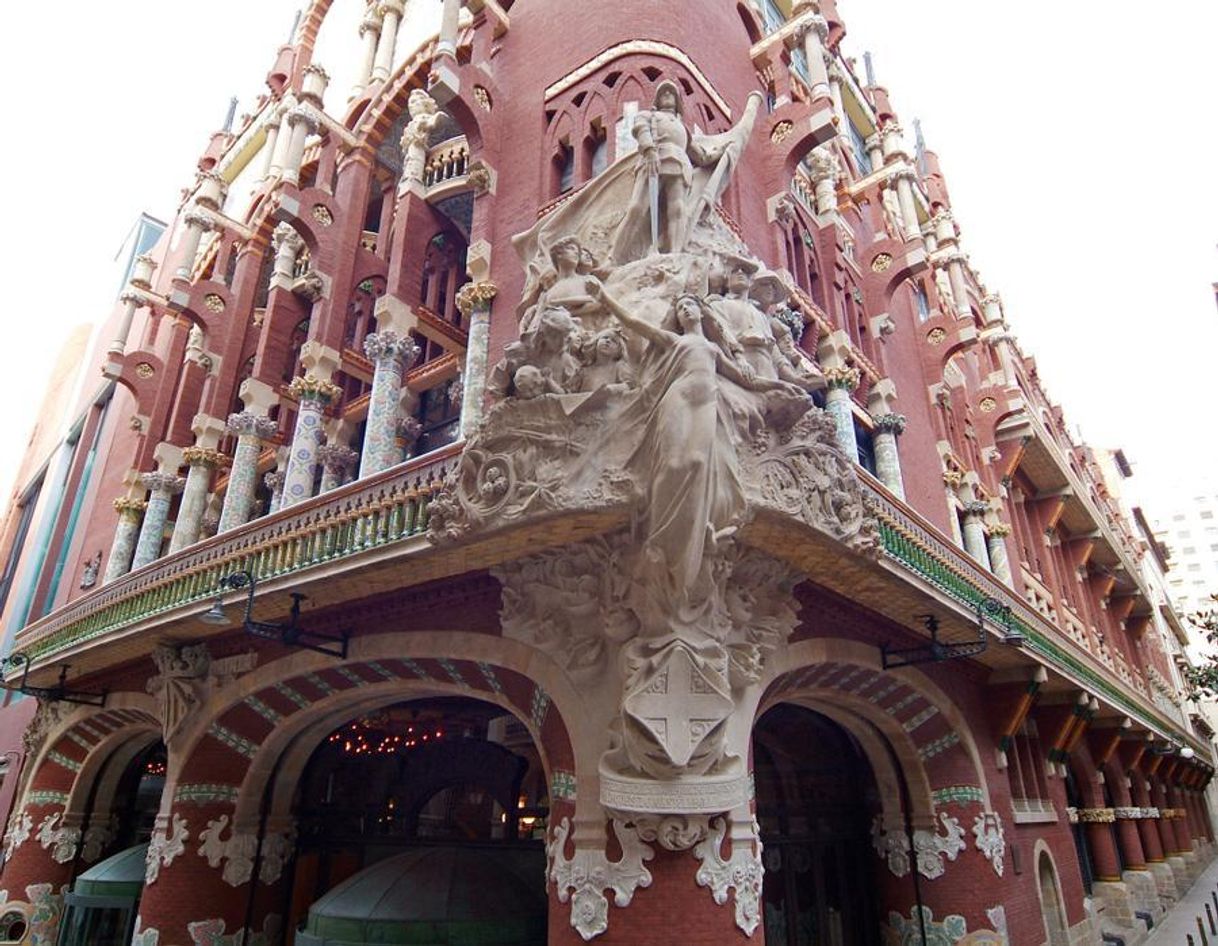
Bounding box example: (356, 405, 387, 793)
(22, 702, 160, 806)
(759, 638, 993, 812)
(165, 632, 589, 824)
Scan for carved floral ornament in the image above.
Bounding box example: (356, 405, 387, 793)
(203, 293, 226, 313)
(427, 73, 882, 940)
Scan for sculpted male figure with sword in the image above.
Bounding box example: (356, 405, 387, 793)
(611, 80, 763, 264)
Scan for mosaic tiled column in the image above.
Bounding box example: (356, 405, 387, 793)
(823, 366, 860, 460)
(103, 498, 147, 582)
(318, 443, 358, 493)
(871, 412, 906, 499)
(961, 500, 992, 569)
(283, 377, 342, 508)
(264, 471, 286, 514)
(169, 448, 228, 553)
(131, 473, 185, 569)
(218, 412, 277, 533)
(455, 281, 498, 438)
(359, 331, 419, 478)
(986, 524, 1013, 584)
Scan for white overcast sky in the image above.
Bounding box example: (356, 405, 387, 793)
(0, 1, 1215, 521)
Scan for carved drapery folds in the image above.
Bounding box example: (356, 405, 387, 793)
(426, 73, 883, 939)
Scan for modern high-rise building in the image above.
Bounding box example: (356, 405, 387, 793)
(0, 2, 1211, 945)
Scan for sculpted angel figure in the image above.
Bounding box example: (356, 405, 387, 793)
(589, 281, 801, 631)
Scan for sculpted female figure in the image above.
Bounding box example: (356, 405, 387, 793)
(589, 281, 799, 631)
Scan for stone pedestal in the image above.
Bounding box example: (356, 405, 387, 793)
(1121, 868, 1163, 925)
(1147, 860, 1179, 903)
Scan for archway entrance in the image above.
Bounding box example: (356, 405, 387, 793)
(754, 704, 881, 946)
(286, 696, 549, 942)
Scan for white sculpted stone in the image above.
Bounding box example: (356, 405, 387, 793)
(548, 817, 654, 942)
(693, 817, 764, 936)
(145, 813, 189, 884)
(198, 814, 259, 887)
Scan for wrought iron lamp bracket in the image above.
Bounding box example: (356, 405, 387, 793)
(215, 570, 349, 659)
(0, 653, 108, 707)
(881, 597, 1014, 669)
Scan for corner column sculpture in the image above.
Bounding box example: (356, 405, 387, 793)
(871, 412, 906, 499)
(131, 472, 185, 569)
(823, 365, 860, 459)
(218, 412, 278, 532)
(359, 332, 419, 477)
(169, 448, 228, 552)
(175, 210, 216, 280)
(455, 281, 498, 438)
(283, 377, 343, 507)
(806, 147, 840, 217)
(104, 498, 147, 582)
(281, 106, 320, 187)
(944, 250, 972, 318)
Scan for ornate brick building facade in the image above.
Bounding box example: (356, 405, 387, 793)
(0, 1, 1211, 944)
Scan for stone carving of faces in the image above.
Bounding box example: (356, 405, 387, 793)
(513, 365, 548, 399)
(408, 87, 438, 119)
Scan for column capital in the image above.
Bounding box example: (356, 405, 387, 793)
(806, 146, 840, 185)
(140, 472, 186, 495)
(302, 63, 330, 85)
(887, 167, 917, 185)
(119, 290, 151, 309)
(318, 443, 359, 473)
(987, 522, 1012, 538)
(872, 412, 907, 435)
(182, 446, 231, 469)
(263, 471, 286, 492)
(130, 254, 158, 290)
(363, 330, 421, 366)
(182, 208, 217, 232)
(792, 13, 829, 43)
(272, 222, 304, 254)
(943, 469, 964, 489)
(880, 120, 904, 140)
(823, 365, 860, 391)
(286, 104, 321, 133)
(377, 0, 406, 17)
(1077, 807, 1117, 824)
(113, 497, 148, 518)
(226, 411, 278, 440)
(289, 374, 343, 404)
(962, 500, 989, 519)
(455, 280, 499, 317)
(942, 250, 969, 267)
(359, 12, 383, 36)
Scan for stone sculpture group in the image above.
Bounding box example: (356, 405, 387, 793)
(428, 80, 881, 939)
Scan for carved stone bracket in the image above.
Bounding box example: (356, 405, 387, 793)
(971, 811, 1005, 876)
(548, 817, 654, 941)
(693, 816, 763, 936)
(36, 812, 80, 865)
(147, 645, 256, 745)
(145, 813, 189, 884)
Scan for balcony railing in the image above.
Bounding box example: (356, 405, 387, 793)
(862, 479, 1200, 750)
(16, 444, 462, 666)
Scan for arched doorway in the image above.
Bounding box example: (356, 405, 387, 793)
(753, 704, 882, 946)
(285, 696, 549, 941)
(1037, 849, 1069, 944)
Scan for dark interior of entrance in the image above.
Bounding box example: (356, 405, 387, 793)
(754, 704, 882, 946)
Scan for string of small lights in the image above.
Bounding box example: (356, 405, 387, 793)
(326, 718, 446, 756)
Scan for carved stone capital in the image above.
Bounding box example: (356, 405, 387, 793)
(140, 472, 186, 495)
(264, 471, 286, 492)
(823, 365, 860, 390)
(288, 375, 343, 404)
(272, 222, 304, 255)
(147, 643, 211, 744)
(806, 145, 840, 184)
(317, 443, 358, 473)
(962, 500, 989, 519)
(942, 470, 964, 489)
(182, 208, 216, 232)
(119, 290, 150, 308)
(363, 330, 420, 367)
(286, 104, 320, 133)
(1077, 807, 1116, 824)
(182, 446, 230, 469)
(226, 411, 278, 440)
(872, 412, 907, 435)
(792, 13, 829, 43)
(988, 523, 1012, 538)
(455, 280, 499, 317)
(113, 497, 149, 518)
(396, 415, 423, 444)
(359, 13, 382, 36)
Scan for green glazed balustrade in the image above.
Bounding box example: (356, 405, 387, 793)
(22, 491, 436, 664)
(875, 513, 1189, 745)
